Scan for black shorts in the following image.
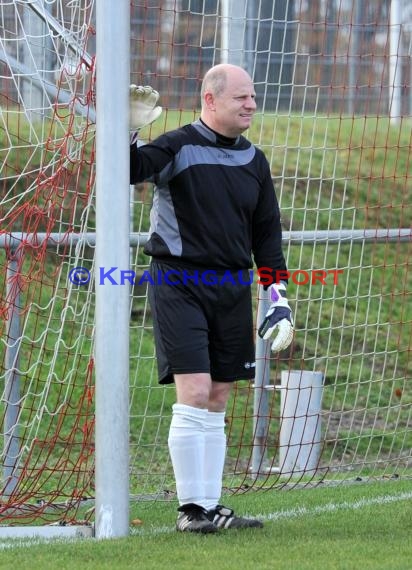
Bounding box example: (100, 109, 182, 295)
(147, 260, 256, 384)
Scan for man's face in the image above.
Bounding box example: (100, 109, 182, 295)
(210, 71, 257, 137)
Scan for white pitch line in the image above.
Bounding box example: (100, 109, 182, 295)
(256, 490, 412, 522)
(1, 491, 411, 546)
(131, 490, 412, 537)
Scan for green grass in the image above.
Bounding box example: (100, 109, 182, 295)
(1, 479, 411, 569)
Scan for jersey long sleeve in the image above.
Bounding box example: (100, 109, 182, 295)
(130, 119, 287, 276)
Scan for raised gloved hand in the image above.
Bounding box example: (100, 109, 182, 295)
(129, 84, 162, 130)
(258, 282, 294, 352)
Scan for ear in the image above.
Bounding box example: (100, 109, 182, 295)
(204, 91, 216, 111)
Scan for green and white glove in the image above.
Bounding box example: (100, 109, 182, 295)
(258, 282, 294, 352)
(129, 84, 162, 130)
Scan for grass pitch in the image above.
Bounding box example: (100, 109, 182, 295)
(1, 478, 411, 570)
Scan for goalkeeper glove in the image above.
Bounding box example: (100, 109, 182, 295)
(129, 84, 162, 130)
(258, 282, 294, 352)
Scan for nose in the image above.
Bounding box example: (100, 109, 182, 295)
(245, 96, 256, 110)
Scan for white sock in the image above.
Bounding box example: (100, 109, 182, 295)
(203, 410, 227, 511)
(168, 403, 208, 508)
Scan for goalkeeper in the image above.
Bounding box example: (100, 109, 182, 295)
(129, 64, 294, 533)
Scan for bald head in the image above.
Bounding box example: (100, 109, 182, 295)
(201, 64, 253, 103)
(200, 64, 257, 137)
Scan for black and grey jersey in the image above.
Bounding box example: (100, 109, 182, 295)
(130, 119, 287, 275)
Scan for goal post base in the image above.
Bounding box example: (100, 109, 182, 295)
(0, 525, 94, 540)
